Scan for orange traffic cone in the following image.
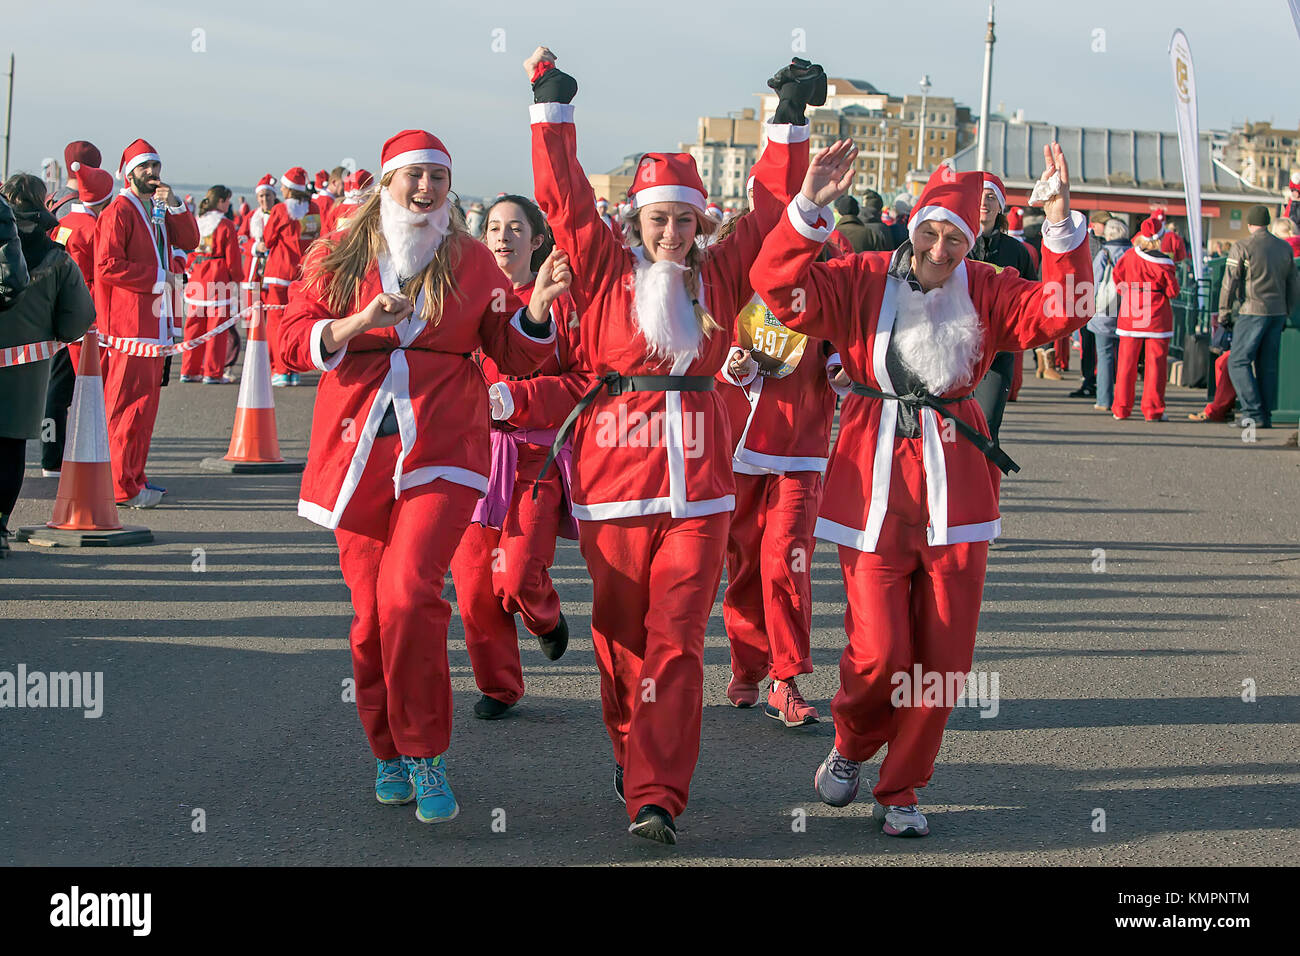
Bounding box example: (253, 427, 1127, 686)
(17, 330, 152, 546)
(200, 284, 304, 474)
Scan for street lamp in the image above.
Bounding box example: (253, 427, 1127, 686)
(878, 119, 888, 191)
(916, 73, 932, 175)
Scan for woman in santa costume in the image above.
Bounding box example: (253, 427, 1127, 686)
(751, 143, 1094, 837)
(180, 186, 243, 384)
(1111, 216, 1180, 421)
(262, 166, 324, 387)
(449, 194, 589, 720)
(527, 46, 818, 843)
(327, 169, 372, 234)
(278, 130, 567, 825)
(238, 173, 277, 270)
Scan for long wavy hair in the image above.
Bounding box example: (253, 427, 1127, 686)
(305, 170, 469, 324)
(619, 204, 722, 337)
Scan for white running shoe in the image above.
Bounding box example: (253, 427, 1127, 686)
(873, 802, 930, 837)
(119, 487, 163, 509)
(814, 746, 861, 807)
(41, 469, 61, 478)
(271, 374, 290, 387)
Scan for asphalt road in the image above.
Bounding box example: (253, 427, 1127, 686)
(3, 364, 1298, 866)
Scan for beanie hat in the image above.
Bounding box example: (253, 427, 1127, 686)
(64, 141, 101, 175)
(1246, 204, 1271, 227)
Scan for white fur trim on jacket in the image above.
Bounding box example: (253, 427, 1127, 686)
(1041, 210, 1089, 254)
(789, 194, 834, 242)
(529, 102, 575, 125)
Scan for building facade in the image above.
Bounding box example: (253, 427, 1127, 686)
(1223, 121, 1300, 194)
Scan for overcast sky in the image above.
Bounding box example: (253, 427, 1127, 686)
(6, 0, 1299, 197)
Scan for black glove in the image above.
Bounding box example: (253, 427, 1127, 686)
(768, 58, 827, 125)
(532, 63, 578, 104)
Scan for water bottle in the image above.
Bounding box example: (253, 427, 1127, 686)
(151, 198, 166, 227)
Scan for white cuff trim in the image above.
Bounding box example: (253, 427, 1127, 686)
(765, 122, 811, 145)
(825, 352, 851, 397)
(788, 196, 833, 242)
(511, 307, 557, 344)
(310, 317, 347, 372)
(489, 381, 515, 421)
(1042, 209, 1089, 255)
(720, 347, 759, 387)
(530, 102, 575, 125)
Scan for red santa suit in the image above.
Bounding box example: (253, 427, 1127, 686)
(49, 166, 115, 377)
(449, 286, 589, 706)
(1112, 222, 1180, 421)
(717, 301, 838, 693)
(750, 166, 1094, 808)
(277, 132, 558, 762)
(94, 140, 200, 501)
(530, 89, 808, 824)
(182, 210, 243, 380)
(262, 167, 325, 375)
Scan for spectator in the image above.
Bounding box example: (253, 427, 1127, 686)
(1088, 217, 1128, 412)
(1284, 173, 1300, 231)
(889, 195, 911, 247)
(1087, 209, 1108, 259)
(1, 195, 30, 310)
(0, 175, 95, 556)
(828, 195, 868, 253)
(1271, 216, 1300, 257)
(1219, 205, 1300, 429)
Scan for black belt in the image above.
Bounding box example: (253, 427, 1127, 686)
(533, 371, 716, 497)
(848, 382, 1020, 475)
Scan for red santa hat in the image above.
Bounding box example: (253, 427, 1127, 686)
(353, 168, 373, 191)
(380, 129, 452, 177)
(1290, 172, 1300, 190)
(596, 196, 609, 210)
(705, 201, 724, 222)
(281, 166, 309, 191)
(118, 138, 161, 179)
(907, 165, 982, 249)
(629, 152, 707, 213)
(255, 173, 276, 195)
(72, 163, 114, 205)
(1005, 206, 1024, 236)
(64, 141, 101, 175)
(315, 170, 330, 190)
(981, 173, 1006, 210)
(1139, 216, 1162, 238)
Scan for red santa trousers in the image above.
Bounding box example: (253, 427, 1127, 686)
(261, 282, 290, 375)
(831, 436, 989, 807)
(1202, 350, 1236, 420)
(578, 510, 730, 821)
(450, 444, 565, 706)
(102, 351, 163, 501)
(180, 306, 229, 379)
(333, 431, 481, 760)
(1008, 351, 1024, 401)
(1113, 336, 1170, 420)
(723, 471, 820, 683)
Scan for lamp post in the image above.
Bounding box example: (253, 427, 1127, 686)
(916, 73, 932, 175)
(878, 119, 887, 191)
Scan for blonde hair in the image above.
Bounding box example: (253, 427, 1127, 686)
(306, 170, 468, 324)
(1272, 217, 1296, 238)
(620, 205, 722, 336)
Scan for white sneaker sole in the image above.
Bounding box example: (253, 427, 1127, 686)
(765, 703, 819, 727)
(415, 803, 460, 824)
(814, 764, 860, 808)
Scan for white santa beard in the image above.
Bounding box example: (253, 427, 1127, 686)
(890, 272, 985, 395)
(380, 188, 450, 280)
(285, 197, 310, 220)
(631, 248, 701, 363)
(197, 210, 225, 238)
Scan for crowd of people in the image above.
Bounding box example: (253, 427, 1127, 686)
(1, 45, 1297, 847)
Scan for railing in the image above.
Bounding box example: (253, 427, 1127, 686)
(1169, 255, 1224, 361)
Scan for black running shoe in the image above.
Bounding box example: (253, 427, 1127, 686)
(536, 612, 569, 661)
(614, 764, 625, 805)
(473, 694, 515, 720)
(1067, 386, 1096, 399)
(628, 804, 677, 845)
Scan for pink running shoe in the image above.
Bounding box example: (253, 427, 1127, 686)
(765, 678, 819, 727)
(726, 676, 761, 708)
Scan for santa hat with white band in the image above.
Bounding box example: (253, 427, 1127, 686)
(982, 173, 1007, 210)
(281, 167, 309, 191)
(72, 163, 115, 206)
(908, 165, 983, 249)
(255, 174, 276, 195)
(118, 138, 161, 179)
(380, 130, 452, 177)
(629, 152, 707, 213)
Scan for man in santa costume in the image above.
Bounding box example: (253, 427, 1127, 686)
(262, 166, 324, 386)
(751, 143, 1093, 837)
(528, 45, 817, 843)
(238, 174, 277, 278)
(325, 169, 372, 234)
(1111, 215, 1180, 421)
(279, 129, 566, 825)
(93, 138, 199, 508)
(41, 163, 116, 477)
(47, 141, 102, 221)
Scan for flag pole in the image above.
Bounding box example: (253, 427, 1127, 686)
(3, 54, 14, 181)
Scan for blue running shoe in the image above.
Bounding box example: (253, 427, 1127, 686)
(375, 758, 413, 805)
(144, 481, 167, 495)
(404, 755, 459, 824)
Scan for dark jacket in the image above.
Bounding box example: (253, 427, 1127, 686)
(968, 229, 1038, 281)
(0, 196, 29, 311)
(0, 204, 95, 439)
(1220, 227, 1300, 318)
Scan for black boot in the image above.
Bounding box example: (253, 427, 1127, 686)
(536, 612, 569, 661)
(614, 764, 625, 805)
(628, 804, 677, 845)
(473, 694, 515, 720)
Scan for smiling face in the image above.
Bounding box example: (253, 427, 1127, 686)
(637, 201, 700, 264)
(484, 201, 543, 279)
(257, 190, 275, 212)
(978, 188, 1001, 234)
(386, 163, 450, 215)
(911, 218, 971, 290)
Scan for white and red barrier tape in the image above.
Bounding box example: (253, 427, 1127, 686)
(0, 306, 255, 367)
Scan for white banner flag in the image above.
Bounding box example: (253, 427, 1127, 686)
(1169, 29, 1203, 284)
(1289, 0, 1300, 43)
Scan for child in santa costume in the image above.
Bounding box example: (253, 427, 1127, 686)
(94, 138, 200, 508)
(278, 129, 568, 825)
(261, 166, 324, 387)
(527, 46, 818, 844)
(751, 143, 1094, 837)
(449, 194, 589, 720)
(181, 186, 243, 384)
(1111, 216, 1180, 421)
(716, 227, 841, 727)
